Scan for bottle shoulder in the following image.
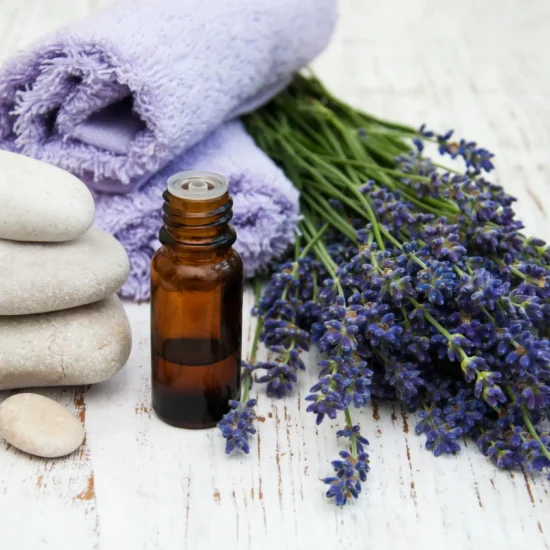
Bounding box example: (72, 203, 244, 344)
(151, 246, 242, 286)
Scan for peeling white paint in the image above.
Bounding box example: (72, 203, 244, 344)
(0, 0, 549, 548)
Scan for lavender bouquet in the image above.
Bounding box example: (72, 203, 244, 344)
(219, 75, 550, 505)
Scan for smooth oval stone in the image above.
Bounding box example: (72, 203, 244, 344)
(0, 295, 132, 389)
(0, 151, 95, 242)
(0, 227, 129, 315)
(0, 393, 85, 458)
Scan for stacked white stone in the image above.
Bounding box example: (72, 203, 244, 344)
(0, 151, 132, 391)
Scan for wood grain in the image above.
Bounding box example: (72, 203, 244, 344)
(0, 0, 549, 548)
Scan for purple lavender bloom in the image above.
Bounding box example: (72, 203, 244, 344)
(323, 450, 369, 506)
(218, 399, 257, 454)
(423, 218, 467, 262)
(385, 361, 424, 402)
(482, 385, 507, 408)
(514, 375, 550, 410)
(444, 390, 486, 433)
(415, 407, 443, 435)
(365, 313, 404, 350)
(504, 330, 550, 374)
(248, 116, 550, 488)
(425, 424, 463, 456)
(435, 131, 495, 173)
(460, 355, 487, 382)
(256, 361, 299, 398)
(458, 268, 509, 312)
(416, 260, 457, 305)
(336, 424, 370, 453)
(348, 376, 372, 408)
(305, 391, 346, 425)
(323, 477, 360, 506)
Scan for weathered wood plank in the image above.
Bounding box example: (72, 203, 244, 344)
(0, 0, 549, 548)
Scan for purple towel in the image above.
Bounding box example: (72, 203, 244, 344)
(94, 121, 300, 301)
(0, 0, 337, 191)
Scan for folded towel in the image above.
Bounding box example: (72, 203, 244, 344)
(0, 0, 337, 192)
(94, 121, 300, 301)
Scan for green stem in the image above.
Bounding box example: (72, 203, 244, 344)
(504, 386, 550, 463)
(242, 278, 265, 403)
(344, 408, 358, 458)
(409, 297, 468, 362)
(432, 162, 465, 175)
(277, 132, 386, 249)
(409, 298, 451, 339)
(241, 369, 253, 403)
(481, 306, 497, 325)
(510, 266, 541, 286)
(348, 186, 385, 249)
(249, 279, 263, 364)
(303, 194, 357, 242)
(319, 156, 423, 180)
(302, 217, 344, 296)
(281, 223, 329, 303)
(521, 405, 550, 462)
(313, 242, 342, 293)
(300, 222, 330, 258)
(301, 73, 416, 133)
(492, 258, 541, 287)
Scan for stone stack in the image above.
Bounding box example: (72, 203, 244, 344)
(0, 151, 132, 390)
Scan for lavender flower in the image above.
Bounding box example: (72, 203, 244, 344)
(218, 399, 257, 454)
(323, 450, 370, 506)
(241, 76, 550, 503)
(254, 256, 317, 397)
(418, 126, 496, 173)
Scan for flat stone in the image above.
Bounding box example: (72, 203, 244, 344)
(0, 393, 85, 458)
(0, 295, 132, 389)
(0, 151, 95, 242)
(0, 227, 130, 315)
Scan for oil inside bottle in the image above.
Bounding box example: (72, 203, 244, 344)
(152, 338, 240, 429)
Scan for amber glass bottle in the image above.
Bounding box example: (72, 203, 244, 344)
(150, 170, 243, 429)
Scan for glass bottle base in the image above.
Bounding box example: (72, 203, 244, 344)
(152, 406, 219, 430)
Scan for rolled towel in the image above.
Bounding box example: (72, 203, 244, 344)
(94, 121, 300, 301)
(0, 0, 337, 192)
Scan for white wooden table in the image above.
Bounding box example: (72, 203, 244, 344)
(1, 1, 549, 548)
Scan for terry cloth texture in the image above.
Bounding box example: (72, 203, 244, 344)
(0, 0, 337, 191)
(94, 121, 300, 301)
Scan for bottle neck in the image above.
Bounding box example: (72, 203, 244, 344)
(159, 190, 236, 253)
